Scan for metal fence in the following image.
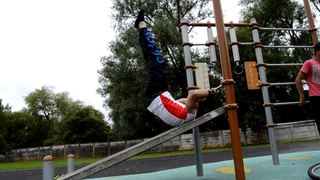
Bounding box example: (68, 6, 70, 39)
(3, 120, 318, 162)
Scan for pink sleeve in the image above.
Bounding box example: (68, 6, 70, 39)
(300, 60, 311, 74)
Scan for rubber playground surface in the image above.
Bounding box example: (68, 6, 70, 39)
(88, 150, 320, 180)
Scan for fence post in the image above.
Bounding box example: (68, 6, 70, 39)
(67, 154, 75, 173)
(92, 143, 95, 158)
(38, 147, 41, 160)
(78, 144, 81, 158)
(314, 121, 320, 139)
(26, 148, 29, 161)
(290, 124, 294, 142)
(43, 155, 54, 180)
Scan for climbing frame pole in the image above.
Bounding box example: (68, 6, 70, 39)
(250, 18, 280, 165)
(303, 0, 319, 44)
(212, 0, 246, 180)
(180, 19, 204, 177)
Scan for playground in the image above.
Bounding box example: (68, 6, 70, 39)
(88, 150, 320, 180)
(39, 0, 320, 179)
(0, 140, 319, 179)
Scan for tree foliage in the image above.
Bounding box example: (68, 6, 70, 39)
(99, 0, 317, 138)
(235, 0, 314, 131)
(24, 86, 82, 122)
(0, 87, 111, 153)
(98, 0, 223, 140)
(0, 100, 11, 153)
(24, 86, 111, 145)
(61, 106, 110, 143)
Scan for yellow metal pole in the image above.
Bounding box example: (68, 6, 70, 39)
(212, 0, 245, 179)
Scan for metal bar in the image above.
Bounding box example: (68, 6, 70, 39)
(60, 107, 226, 180)
(189, 22, 251, 28)
(181, 21, 195, 87)
(259, 63, 303, 67)
(238, 43, 313, 48)
(263, 45, 313, 48)
(187, 22, 319, 32)
(187, 43, 205, 46)
(212, 0, 245, 179)
(303, 0, 319, 44)
(271, 101, 309, 106)
(250, 18, 280, 165)
(276, 119, 315, 126)
(239, 42, 253, 46)
(180, 18, 203, 176)
(229, 27, 240, 63)
(260, 27, 315, 31)
(207, 27, 217, 63)
(268, 82, 296, 86)
(267, 81, 307, 86)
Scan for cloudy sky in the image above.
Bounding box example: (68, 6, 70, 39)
(0, 0, 114, 119)
(0, 0, 268, 121)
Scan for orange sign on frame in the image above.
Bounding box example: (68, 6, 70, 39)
(244, 61, 260, 90)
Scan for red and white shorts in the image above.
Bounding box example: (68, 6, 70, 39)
(147, 91, 196, 126)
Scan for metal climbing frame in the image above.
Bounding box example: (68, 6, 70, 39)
(180, 1, 247, 179)
(180, 18, 222, 176)
(227, 0, 319, 166)
(251, 18, 319, 163)
(179, 0, 318, 179)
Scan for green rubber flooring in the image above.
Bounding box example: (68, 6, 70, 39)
(87, 151, 320, 180)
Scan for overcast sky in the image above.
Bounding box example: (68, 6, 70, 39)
(0, 0, 114, 119)
(6, 0, 307, 121)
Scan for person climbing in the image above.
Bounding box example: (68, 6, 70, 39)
(135, 10, 220, 127)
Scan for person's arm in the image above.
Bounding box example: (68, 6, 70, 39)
(177, 98, 187, 105)
(184, 86, 220, 114)
(295, 71, 306, 106)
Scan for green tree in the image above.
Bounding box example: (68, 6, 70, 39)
(61, 106, 110, 143)
(24, 86, 110, 145)
(98, 0, 224, 140)
(5, 111, 42, 149)
(24, 86, 82, 122)
(0, 99, 11, 153)
(236, 0, 313, 132)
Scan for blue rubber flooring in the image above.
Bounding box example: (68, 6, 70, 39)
(87, 151, 320, 180)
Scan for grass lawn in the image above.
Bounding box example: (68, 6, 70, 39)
(0, 158, 102, 172)
(0, 144, 261, 172)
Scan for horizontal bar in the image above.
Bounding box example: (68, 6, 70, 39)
(271, 101, 309, 106)
(276, 119, 315, 126)
(260, 27, 317, 31)
(263, 45, 313, 48)
(237, 43, 313, 49)
(261, 81, 308, 87)
(185, 22, 320, 31)
(192, 43, 211, 46)
(238, 42, 253, 46)
(258, 63, 303, 67)
(268, 82, 296, 86)
(189, 22, 251, 28)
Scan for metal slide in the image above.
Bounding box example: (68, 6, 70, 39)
(60, 107, 225, 180)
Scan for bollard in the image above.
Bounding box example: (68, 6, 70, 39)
(67, 154, 75, 173)
(43, 155, 54, 180)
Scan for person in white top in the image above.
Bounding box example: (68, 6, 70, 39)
(296, 42, 320, 133)
(135, 10, 220, 127)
